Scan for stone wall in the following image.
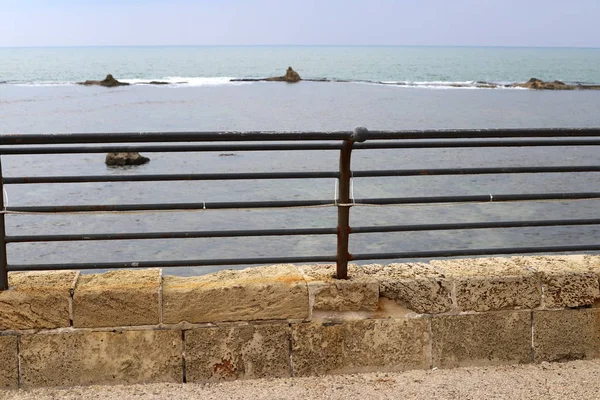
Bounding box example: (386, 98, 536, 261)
(1, 255, 600, 389)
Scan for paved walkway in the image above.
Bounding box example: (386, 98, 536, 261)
(3, 360, 600, 399)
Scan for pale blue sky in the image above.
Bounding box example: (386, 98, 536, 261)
(1, 0, 599, 47)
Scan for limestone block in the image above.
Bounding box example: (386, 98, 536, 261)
(362, 263, 453, 314)
(533, 309, 600, 362)
(513, 256, 600, 308)
(583, 255, 600, 278)
(185, 323, 290, 381)
(162, 265, 308, 324)
(19, 330, 182, 387)
(291, 318, 430, 376)
(431, 311, 532, 368)
(431, 258, 541, 312)
(299, 264, 379, 312)
(73, 269, 160, 328)
(0, 271, 77, 330)
(0, 335, 18, 389)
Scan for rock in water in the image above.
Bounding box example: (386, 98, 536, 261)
(284, 66, 301, 82)
(105, 152, 150, 166)
(265, 66, 302, 83)
(512, 78, 574, 90)
(80, 74, 130, 87)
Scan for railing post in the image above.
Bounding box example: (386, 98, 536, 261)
(336, 127, 368, 279)
(0, 156, 7, 290)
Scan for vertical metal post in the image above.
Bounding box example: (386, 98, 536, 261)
(0, 156, 7, 290)
(336, 127, 368, 279)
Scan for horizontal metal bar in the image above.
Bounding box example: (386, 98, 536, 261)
(3, 171, 339, 185)
(7, 255, 338, 271)
(0, 142, 344, 155)
(352, 166, 600, 178)
(365, 128, 600, 140)
(354, 139, 600, 149)
(351, 218, 600, 234)
(5, 166, 598, 185)
(353, 192, 600, 205)
(0, 131, 353, 145)
(6, 199, 334, 213)
(3, 139, 600, 156)
(6, 227, 337, 243)
(6, 192, 600, 214)
(351, 244, 600, 261)
(2, 128, 600, 146)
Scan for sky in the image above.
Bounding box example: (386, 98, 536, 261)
(1, 0, 599, 47)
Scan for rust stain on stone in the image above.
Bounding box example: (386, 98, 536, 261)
(213, 359, 237, 377)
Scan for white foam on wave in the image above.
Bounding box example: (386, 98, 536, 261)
(377, 80, 532, 90)
(7, 76, 248, 87)
(120, 76, 246, 86)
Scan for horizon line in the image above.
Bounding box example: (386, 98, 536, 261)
(1, 44, 600, 50)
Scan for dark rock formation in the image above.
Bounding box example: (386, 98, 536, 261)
(265, 67, 302, 83)
(231, 67, 302, 83)
(105, 152, 150, 167)
(511, 78, 600, 90)
(80, 74, 130, 87)
(140, 81, 171, 85)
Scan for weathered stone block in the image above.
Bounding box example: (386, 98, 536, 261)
(291, 318, 430, 376)
(0, 335, 18, 389)
(19, 330, 182, 387)
(533, 309, 600, 362)
(73, 269, 160, 328)
(363, 263, 453, 314)
(185, 323, 290, 381)
(431, 311, 532, 368)
(0, 271, 77, 330)
(299, 264, 379, 312)
(513, 256, 600, 308)
(162, 265, 308, 324)
(432, 258, 541, 312)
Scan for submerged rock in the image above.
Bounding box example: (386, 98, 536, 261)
(105, 152, 150, 167)
(80, 74, 129, 87)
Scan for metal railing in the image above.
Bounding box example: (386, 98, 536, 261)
(1, 127, 600, 289)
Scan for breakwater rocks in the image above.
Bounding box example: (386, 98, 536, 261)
(79, 74, 130, 87)
(77, 72, 600, 90)
(78, 74, 171, 87)
(231, 66, 302, 83)
(511, 77, 600, 90)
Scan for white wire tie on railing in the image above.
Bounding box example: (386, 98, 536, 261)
(334, 179, 339, 206)
(350, 171, 356, 205)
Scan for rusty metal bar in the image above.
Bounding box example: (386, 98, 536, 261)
(0, 157, 8, 290)
(335, 127, 369, 279)
(336, 140, 352, 279)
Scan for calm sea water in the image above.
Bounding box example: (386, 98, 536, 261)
(1, 46, 600, 275)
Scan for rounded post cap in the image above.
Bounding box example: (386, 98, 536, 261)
(352, 126, 369, 143)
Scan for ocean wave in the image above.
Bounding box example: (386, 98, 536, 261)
(3, 77, 249, 87)
(119, 76, 247, 86)
(376, 80, 526, 90)
(1, 77, 588, 90)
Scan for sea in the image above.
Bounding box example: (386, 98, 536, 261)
(1, 45, 600, 276)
